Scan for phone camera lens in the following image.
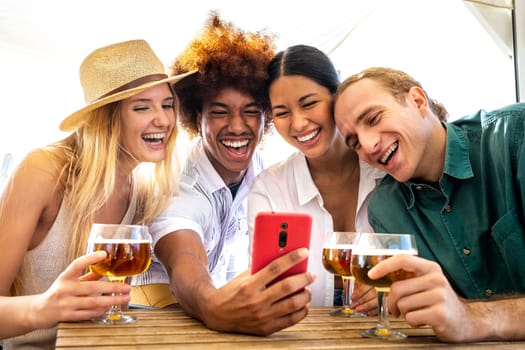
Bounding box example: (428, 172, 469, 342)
(279, 231, 287, 248)
(280, 222, 288, 229)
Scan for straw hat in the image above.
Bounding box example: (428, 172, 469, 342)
(60, 39, 196, 132)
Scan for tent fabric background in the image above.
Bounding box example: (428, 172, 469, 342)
(0, 0, 518, 173)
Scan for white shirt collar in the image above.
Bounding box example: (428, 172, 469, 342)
(288, 152, 385, 211)
(291, 152, 321, 206)
(190, 138, 263, 195)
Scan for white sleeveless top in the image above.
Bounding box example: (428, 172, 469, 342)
(2, 186, 137, 350)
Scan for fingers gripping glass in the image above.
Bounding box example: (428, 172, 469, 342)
(87, 224, 152, 325)
(321, 231, 366, 318)
(351, 232, 418, 340)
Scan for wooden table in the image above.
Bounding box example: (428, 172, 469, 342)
(56, 306, 525, 349)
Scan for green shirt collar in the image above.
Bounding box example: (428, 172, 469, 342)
(442, 123, 474, 180)
(401, 122, 474, 209)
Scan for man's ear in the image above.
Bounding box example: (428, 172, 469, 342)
(408, 86, 428, 116)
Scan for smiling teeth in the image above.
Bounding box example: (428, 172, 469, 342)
(143, 132, 166, 144)
(297, 129, 319, 142)
(380, 142, 399, 164)
(222, 140, 249, 148)
(143, 133, 166, 140)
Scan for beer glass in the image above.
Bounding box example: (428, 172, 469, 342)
(321, 231, 366, 317)
(351, 232, 418, 339)
(87, 224, 152, 324)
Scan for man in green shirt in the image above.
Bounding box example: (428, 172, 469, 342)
(333, 67, 525, 342)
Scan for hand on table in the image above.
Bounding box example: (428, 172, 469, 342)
(31, 251, 131, 329)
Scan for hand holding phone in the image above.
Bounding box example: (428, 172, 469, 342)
(251, 212, 312, 284)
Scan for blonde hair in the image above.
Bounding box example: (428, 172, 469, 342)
(11, 100, 178, 295)
(64, 102, 178, 260)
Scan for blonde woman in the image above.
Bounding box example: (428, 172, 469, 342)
(0, 39, 192, 349)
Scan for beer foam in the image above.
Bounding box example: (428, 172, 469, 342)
(323, 244, 355, 249)
(351, 248, 418, 255)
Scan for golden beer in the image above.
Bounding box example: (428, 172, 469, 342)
(322, 245, 353, 277)
(351, 251, 416, 292)
(89, 240, 151, 277)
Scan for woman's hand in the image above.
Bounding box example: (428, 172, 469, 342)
(351, 281, 378, 316)
(31, 251, 131, 329)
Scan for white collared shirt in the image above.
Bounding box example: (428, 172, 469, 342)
(135, 140, 263, 287)
(247, 151, 385, 306)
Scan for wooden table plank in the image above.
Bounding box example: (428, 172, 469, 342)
(55, 307, 525, 349)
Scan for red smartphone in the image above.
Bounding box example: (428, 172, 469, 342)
(251, 211, 312, 283)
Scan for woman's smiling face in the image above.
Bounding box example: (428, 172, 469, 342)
(119, 83, 176, 165)
(270, 75, 336, 159)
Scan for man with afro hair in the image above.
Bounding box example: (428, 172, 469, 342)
(132, 12, 315, 335)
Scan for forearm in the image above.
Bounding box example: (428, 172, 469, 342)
(0, 295, 41, 339)
(168, 251, 216, 324)
(464, 296, 525, 341)
(155, 231, 219, 327)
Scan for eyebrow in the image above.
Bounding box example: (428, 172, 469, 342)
(355, 105, 377, 125)
(128, 95, 174, 103)
(210, 101, 260, 109)
(272, 93, 317, 111)
(299, 93, 317, 103)
(244, 102, 260, 109)
(209, 101, 227, 108)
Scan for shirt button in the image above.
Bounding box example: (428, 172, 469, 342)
(415, 185, 423, 191)
(444, 205, 452, 213)
(463, 247, 471, 255)
(485, 289, 493, 297)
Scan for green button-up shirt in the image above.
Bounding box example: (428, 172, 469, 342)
(368, 103, 525, 299)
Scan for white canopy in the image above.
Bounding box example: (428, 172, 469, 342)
(0, 0, 521, 173)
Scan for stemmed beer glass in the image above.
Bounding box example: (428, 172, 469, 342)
(321, 231, 366, 317)
(87, 224, 152, 324)
(351, 232, 418, 340)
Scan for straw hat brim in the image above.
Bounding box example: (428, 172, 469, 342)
(59, 70, 197, 132)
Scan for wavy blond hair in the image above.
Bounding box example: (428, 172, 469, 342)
(63, 102, 178, 261)
(11, 99, 179, 295)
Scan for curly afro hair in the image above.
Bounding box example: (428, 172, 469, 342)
(170, 11, 276, 138)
